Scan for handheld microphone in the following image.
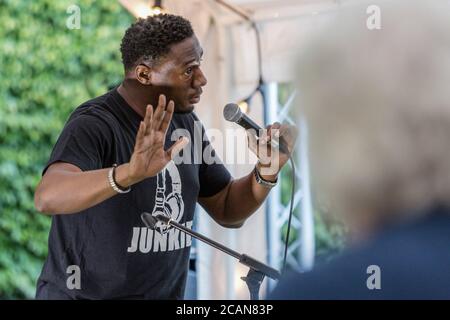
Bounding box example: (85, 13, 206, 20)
(223, 103, 290, 155)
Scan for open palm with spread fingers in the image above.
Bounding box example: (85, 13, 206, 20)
(128, 94, 189, 184)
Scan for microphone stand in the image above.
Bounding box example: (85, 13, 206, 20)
(141, 213, 280, 300)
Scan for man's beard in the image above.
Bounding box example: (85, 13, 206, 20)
(174, 104, 195, 114)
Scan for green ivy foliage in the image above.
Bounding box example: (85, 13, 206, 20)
(0, 0, 133, 298)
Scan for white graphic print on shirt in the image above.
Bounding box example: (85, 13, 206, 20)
(127, 161, 193, 253)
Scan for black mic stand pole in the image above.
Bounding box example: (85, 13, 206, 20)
(141, 213, 280, 300)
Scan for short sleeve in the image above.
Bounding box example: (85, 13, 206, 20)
(198, 127, 232, 198)
(43, 114, 112, 175)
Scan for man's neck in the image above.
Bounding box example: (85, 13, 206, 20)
(117, 81, 157, 118)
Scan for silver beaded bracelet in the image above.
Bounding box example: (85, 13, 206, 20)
(108, 164, 131, 194)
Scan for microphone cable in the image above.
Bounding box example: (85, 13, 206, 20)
(282, 156, 296, 274)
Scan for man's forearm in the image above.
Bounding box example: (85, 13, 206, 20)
(222, 166, 277, 225)
(34, 163, 135, 215)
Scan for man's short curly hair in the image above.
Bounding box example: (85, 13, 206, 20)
(120, 14, 194, 71)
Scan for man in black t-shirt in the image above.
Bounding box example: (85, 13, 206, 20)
(34, 14, 295, 299)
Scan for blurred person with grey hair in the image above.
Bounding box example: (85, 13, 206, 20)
(271, 0, 450, 299)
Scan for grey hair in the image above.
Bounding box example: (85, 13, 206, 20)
(297, 0, 450, 233)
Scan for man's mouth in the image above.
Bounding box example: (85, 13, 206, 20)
(189, 92, 202, 104)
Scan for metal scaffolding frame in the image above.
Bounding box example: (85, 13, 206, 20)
(264, 82, 315, 290)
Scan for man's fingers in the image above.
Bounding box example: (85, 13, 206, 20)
(246, 130, 258, 154)
(272, 122, 281, 129)
(166, 136, 189, 160)
(152, 94, 166, 130)
(260, 125, 271, 144)
(158, 93, 166, 112)
(144, 105, 153, 135)
(268, 122, 282, 139)
(160, 100, 174, 133)
(134, 121, 146, 150)
(279, 125, 297, 146)
(281, 126, 291, 140)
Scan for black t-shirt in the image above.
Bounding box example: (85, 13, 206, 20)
(35, 88, 231, 300)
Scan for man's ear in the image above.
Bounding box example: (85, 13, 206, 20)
(135, 64, 152, 85)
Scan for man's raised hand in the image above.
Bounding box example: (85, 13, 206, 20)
(127, 94, 189, 184)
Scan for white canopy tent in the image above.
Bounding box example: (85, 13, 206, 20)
(118, 0, 356, 299)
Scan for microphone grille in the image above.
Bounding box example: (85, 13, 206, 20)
(223, 103, 242, 122)
(141, 212, 157, 230)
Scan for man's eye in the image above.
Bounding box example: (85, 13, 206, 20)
(184, 67, 193, 76)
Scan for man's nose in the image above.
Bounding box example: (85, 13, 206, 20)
(193, 68, 207, 88)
